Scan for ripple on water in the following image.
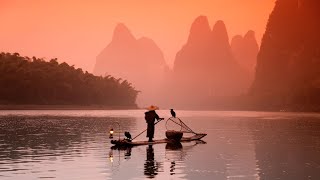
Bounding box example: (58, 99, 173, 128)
(0, 111, 320, 180)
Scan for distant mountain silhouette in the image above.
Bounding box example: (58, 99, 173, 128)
(171, 16, 250, 107)
(93, 23, 168, 107)
(93, 18, 262, 109)
(251, 0, 320, 111)
(231, 30, 259, 82)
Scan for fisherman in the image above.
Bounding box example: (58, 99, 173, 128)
(145, 105, 164, 142)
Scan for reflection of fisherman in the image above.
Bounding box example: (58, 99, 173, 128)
(145, 105, 164, 142)
(144, 145, 158, 178)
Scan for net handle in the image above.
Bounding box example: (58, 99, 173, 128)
(165, 117, 182, 132)
(166, 117, 197, 134)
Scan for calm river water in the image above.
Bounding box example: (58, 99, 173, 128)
(0, 110, 320, 180)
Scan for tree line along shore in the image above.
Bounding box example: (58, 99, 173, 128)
(0, 52, 139, 109)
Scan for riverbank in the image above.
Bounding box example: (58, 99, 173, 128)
(0, 105, 139, 110)
(0, 104, 318, 113)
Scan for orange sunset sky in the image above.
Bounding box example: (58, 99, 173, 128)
(0, 0, 275, 71)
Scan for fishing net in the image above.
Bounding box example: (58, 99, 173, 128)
(165, 117, 194, 133)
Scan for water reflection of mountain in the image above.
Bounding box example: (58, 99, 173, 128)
(250, 117, 320, 179)
(0, 116, 136, 161)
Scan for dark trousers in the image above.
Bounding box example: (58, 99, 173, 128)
(147, 123, 154, 141)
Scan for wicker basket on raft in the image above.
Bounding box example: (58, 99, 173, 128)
(165, 130, 183, 141)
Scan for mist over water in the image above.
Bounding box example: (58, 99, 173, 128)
(0, 110, 319, 180)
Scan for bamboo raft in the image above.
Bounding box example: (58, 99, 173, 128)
(111, 133, 207, 147)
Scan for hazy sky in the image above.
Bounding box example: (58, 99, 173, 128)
(0, 0, 275, 71)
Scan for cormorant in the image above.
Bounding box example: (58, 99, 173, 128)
(170, 109, 176, 118)
(125, 131, 132, 140)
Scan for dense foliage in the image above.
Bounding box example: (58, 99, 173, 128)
(251, 0, 320, 111)
(0, 52, 138, 106)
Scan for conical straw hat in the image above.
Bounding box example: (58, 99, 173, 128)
(146, 105, 159, 111)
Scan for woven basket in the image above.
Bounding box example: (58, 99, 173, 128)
(165, 130, 183, 141)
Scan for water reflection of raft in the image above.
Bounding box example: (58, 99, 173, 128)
(111, 133, 207, 147)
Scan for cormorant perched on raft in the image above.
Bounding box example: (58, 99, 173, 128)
(125, 131, 132, 141)
(170, 109, 176, 118)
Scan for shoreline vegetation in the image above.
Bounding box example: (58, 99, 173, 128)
(0, 52, 139, 108)
(0, 104, 139, 110)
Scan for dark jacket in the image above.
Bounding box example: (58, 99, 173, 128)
(145, 110, 160, 138)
